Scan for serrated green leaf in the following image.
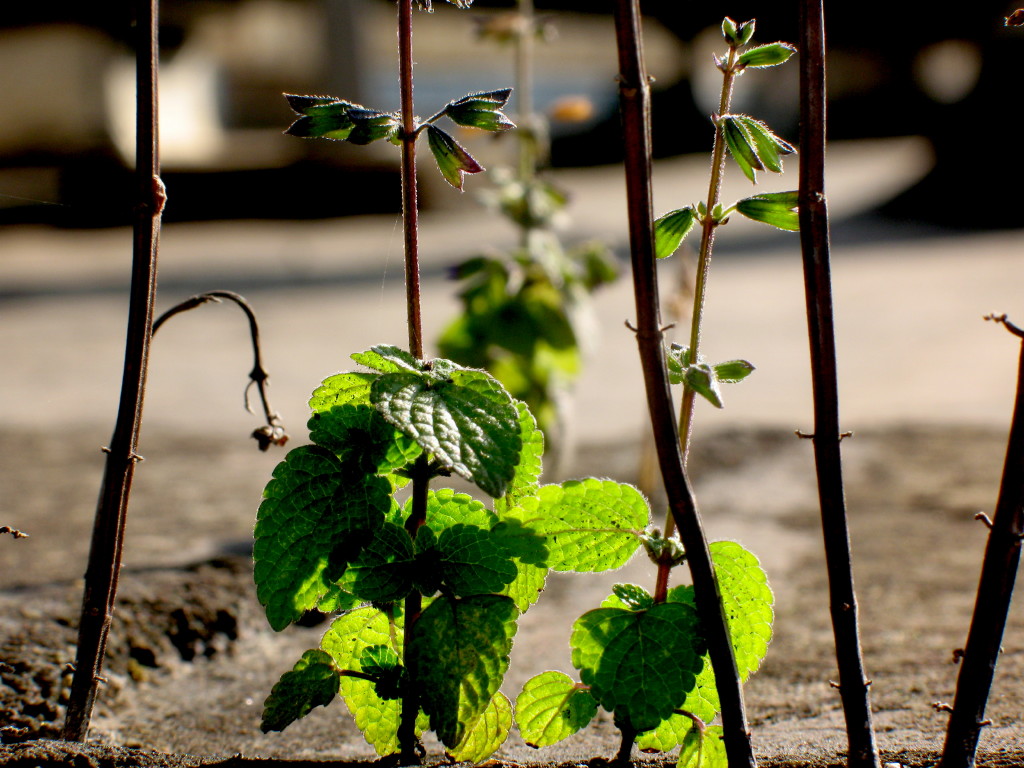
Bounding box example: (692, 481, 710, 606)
(570, 602, 705, 732)
(371, 368, 521, 498)
(654, 207, 697, 259)
(679, 725, 727, 768)
(734, 116, 795, 174)
(417, 523, 518, 597)
(409, 594, 518, 747)
(639, 542, 773, 752)
(722, 115, 763, 183)
(337, 522, 415, 603)
(321, 607, 408, 755)
(309, 372, 375, 412)
(735, 191, 800, 231)
(308, 404, 422, 475)
(635, 660, 718, 752)
(446, 691, 513, 763)
(489, 514, 550, 611)
(359, 645, 403, 700)
(519, 479, 648, 572)
(351, 345, 421, 374)
(684, 363, 725, 409)
(261, 649, 339, 733)
(494, 401, 544, 515)
(423, 488, 496, 531)
(254, 447, 392, 630)
(737, 42, 796, 68)
(713, 359, 755, 383)
(427, 125, 485, 190)
(515, 671, 597, 748)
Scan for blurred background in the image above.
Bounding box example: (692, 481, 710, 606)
(1, 0, 1021, 226)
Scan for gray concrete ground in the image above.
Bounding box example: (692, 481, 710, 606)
(1, 137, 1021, 449)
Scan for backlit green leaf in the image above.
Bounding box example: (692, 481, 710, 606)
(654, 207, 697, 259)
(713, 359, 755, 383)
(734, 116, 795, 174)
(351, 345, 420, 374)
(321, 607, 409, 756)
(371, 368, 521, 498)
(737, 42, 796, 68)
(347, 108, 400, 145)
(679, 725, 727, 768)
(427, 125, 485, 190)
(308, 403, 421, 474)
(570, 602, 705, 732)
(254, 446, 392, 630)
(446, 691, 513, 763)
(494, 401, 544, 515)
(418, 522, 518, 597)
(337, 521, 415, 603)
(520, 479, 648, 572)
(735, 190, 800, 231)
(722, 115, 763, 183)
(309, 372, 375, 412)
(409, 594, 518, 747)
(423, 488, 496, 531)
(490, 514, 550, 611)
(515, 671, 597, 748)
(610, 583, 655, 611)
(261, 649, 339, 733)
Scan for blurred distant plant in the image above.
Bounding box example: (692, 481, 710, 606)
(438, 0, 619, 450)
(512, 17, 793, 767)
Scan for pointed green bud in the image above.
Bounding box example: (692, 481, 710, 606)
(426, 125, 485, 190)
(722, 115, 764, 183)
(445, 89, 516, 132)
(684, 363, 724, 409)
(734, 116, 795, 174)
(653, 206, 696, 259)
(736, 191, 800, 231)
(713, 359, 756, 383)
(736, 20, 756, 45)
(721, 17, 740, 44)
(738, 42, 797, 69)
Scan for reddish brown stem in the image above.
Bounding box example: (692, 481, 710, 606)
(797, 2, 879, 766)
(939, 318, 1024, 768)
(611, 2, 754, 766)
(62, 0, 163, 742)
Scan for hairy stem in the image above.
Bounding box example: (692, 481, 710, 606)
(62, 0, 164, 742)
(939, 316, 1024, 768)
(397, 2, 425, 762)
(674, 46, 741, 482)
(611, 2, 754, 766)
(797, 2, 879, 767)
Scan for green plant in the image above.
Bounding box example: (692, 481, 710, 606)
(437, 0, 618, 447)
(508, 14, 798, 766)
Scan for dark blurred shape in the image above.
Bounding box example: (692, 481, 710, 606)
(0, 0, 1020, 227)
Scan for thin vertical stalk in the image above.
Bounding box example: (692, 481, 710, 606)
(611, 2, 754, 766)
(514, 0, 536, 187)
(396, 1, 426, 762)
(939, 317, 1024, 768)
(797, 2, 879, 767)
(675, 47, 740, 477)
(62, 0, 164, 742)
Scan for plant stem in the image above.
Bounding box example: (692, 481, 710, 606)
(515, 0, 536, 186)
(675, 45, 741, 483)
(399, 0, 423, 361)
(611, 3, 754, 767)
(939, 316, 1024, 768)
(797, 3, 879, 767)
(62, 0, 164, 742)
(396, 2, 425, 762)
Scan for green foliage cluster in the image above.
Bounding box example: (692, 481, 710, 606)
(255, 347, 773, 764)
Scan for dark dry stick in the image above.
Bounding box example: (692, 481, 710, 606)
(938, 316, 1024, 768)
(62, 0, 164, 742)
(797, 3, 879, 766)
(152, 291, 288, 450)
(611, 1, 754, 765)
(395, 1, 426, 762)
